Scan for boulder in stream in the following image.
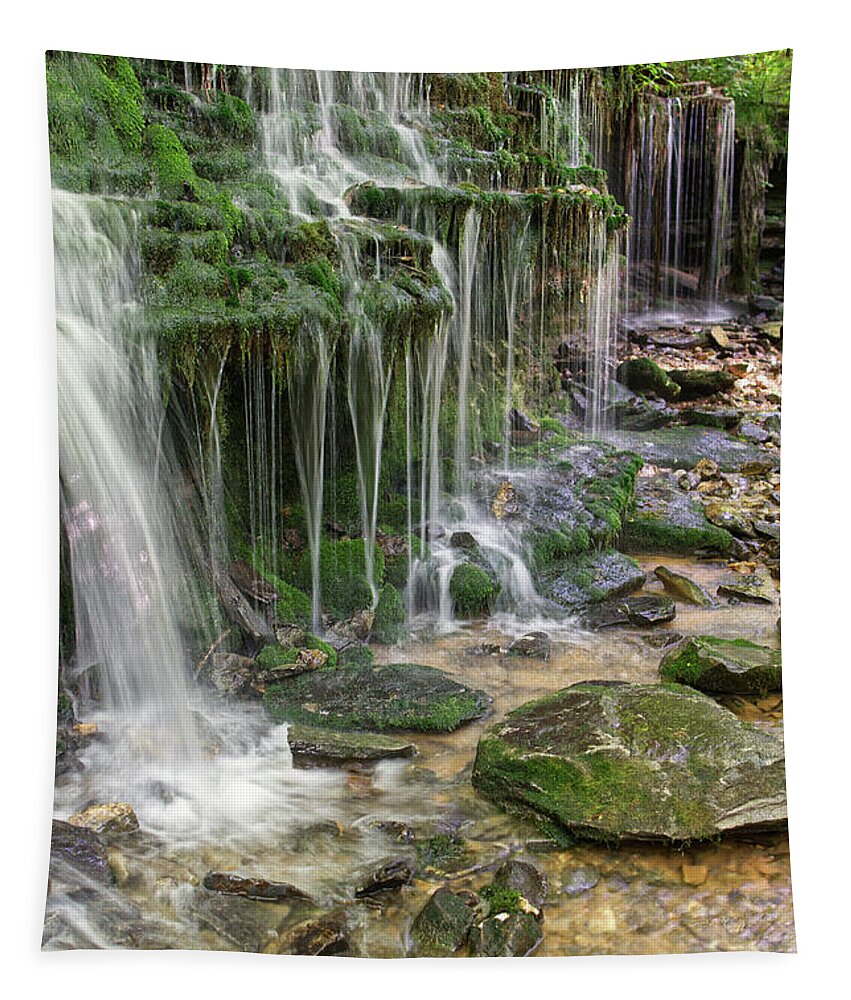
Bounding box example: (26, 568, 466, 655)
(507, 631, 551, 659)
(580, 595, 676, 630)
(540, 549, 646, 610)
(264, 663, 491, 732)
(411, 888, 476, 956)
(286, 724, 417, 767)
(472, 682, 787, 843)
(68, 802, 139, 835)
(654, 566, 713, 606)
(660, 636, 782, 694)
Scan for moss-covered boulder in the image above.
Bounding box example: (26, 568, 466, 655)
(468, 911, 542, 957)
(471, 682, 787, 843)
(449, 562, 500, 618)
(411, 889, 475, 956)
(295, 538, 382, 620)
(659, 636, 781, 694)
(539, 549, 645, 609)
(286, 724, 417, 766)
(669, 368, 736, 400)
(622, 473, 735, 555)
(615, 358, 681, 401)
(372, 584, 406, 644)
(264, 663, 491, 732)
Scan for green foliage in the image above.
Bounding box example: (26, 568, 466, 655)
(372, 585, 406, 644)
(479, 885, 523, 916)
(146, 123, 195, 197)
(295, 538, 383, 620)
(256, 644, 299, 668)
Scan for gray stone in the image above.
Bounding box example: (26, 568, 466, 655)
(659, 636, 781, 694)
(286, 724, 417, 767)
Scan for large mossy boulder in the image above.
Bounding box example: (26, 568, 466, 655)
(615, 358, 681, 401)
(286, 724, 417, 766)
(660, 636, 781, 694)
(410, 889, 476, 956)
(471, 682, 787, 843)
(295, 538, 381, 620)
(264, 663, 491, 732)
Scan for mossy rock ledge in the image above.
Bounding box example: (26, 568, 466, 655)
(660, 636, 781, 694)
(264, 663, 491, 732)
(471, 682, 787, 844)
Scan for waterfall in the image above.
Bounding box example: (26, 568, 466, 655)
(451, 207, 482, 497)
(55, 190, 208, 757)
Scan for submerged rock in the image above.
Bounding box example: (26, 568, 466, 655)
(264, 663, 491, 732)
(580, 595, 676, 630)
(50, 819, 111, 883)
(267, 913, 349, 956)
(68, 802, 139, 835)
(561, 866, 600, 895)
(654, 566, 713, 606)
(286, 724, 417, 767)
(472, 682, 787, 843)
(410, 889, 475, 955)
(202, 872, 314, 902)
(468, 912, 542, 957)
(507, 631, 551, 660)
(660, 636, 782, 694)
(353, 857, 414, 897)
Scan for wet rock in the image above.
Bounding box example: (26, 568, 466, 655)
(491, 480, 520, 519)
(50, 819, 111, 883)
(749, 294, 782, 316)
(717, 573, 776, 604)
(757, 321, 783, 341)
(468, 912, 542, 957)
(337, 608, 374, 641)
(561, 865, 600, 895)
(581, 595, 676, 630)
(616, 358, 681, 401)
(415, 834, 472, 877)
(660, 636, 781, 694)
(68, 802, 139, 835)
(287, 724, 417, 767)
(540, 550, 646, 609)
(207, 652, 256, 696)
(614, 426, 775, 472)
(267, 913, 349, 956)
(654, 566, 712, 606)
(507, 631, 551, 660)
(449, 562, 500, 618)
(353, 857, 414, 897)
(754, 520, 781, 541)
(509, 408, 541, 444)
(570, 380, 673, 430)
(492, 859, 547, 911)
(229, 559, 279, 604)
(449, 530, 479, 551)
(265, 663, 491, 732)
(410, 888, 475, 955)
(708, 325, 730, 350)
(194, 891, 280, 952)
(472, 682, 787, 843)
(739, 421, 771, 444)
(669, 368, 737, 400)
(203, 872, 314, 902)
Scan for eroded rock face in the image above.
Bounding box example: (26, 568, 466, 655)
(660, 636, 781, 694)
(472, 682, 787, 843)
(264, 664, 491, 732)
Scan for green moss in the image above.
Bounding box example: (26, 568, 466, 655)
(274, 582, 313, 628)
(415, 834, 472, 877)
(449, 562, 499, 618)
(372, 584, 406, 644)
(622, 517, 735, 555)
(295, 538, 383, 621)
(302, 633, 338, 668)
(479, 885, 523, 916)
(660, 636, 781, 694)
(146, 123, 196, 198)
(616, 358, 681, 401)
(338, 644, 375, 668)
(256, 644, 299, 668)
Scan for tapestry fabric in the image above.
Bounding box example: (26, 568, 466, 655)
(45, 51, 792, 956)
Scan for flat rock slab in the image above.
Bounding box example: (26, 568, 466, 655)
(203, 872, 314, 902)
(264, 664, 491, 732)
(540, 549, 646, 609)
(580, 595, 676, 630)
(472, 682, 787, 843)
(717, 574, 776, 604)
(286, 724, 417, 766)
(612, 426, 776, 472)
(654, 566, 713, 606)
(622, 473, 734, 555)
(660, 636, 782, 693)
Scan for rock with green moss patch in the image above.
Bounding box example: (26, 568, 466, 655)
(716, 574, 776, 605)
(415, 834, 473, 877)
(614, 426, 774, 473)
(616, 359, 681, 401)
(539, 549, 645, 609)
(450, 562, 500, 618)
(492, 859, 547, 911)
(295, 538, 381, 620)
(411, 888, 475, 956)
(468, 911, 542, 957)
(669, 368, 736, 400)
(659, 636, 781, 694)
(472, 682, 787, 843)
(622, 473, 735, 556)
(286, 724, 417, 767)
(264, 663, 491, 732)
